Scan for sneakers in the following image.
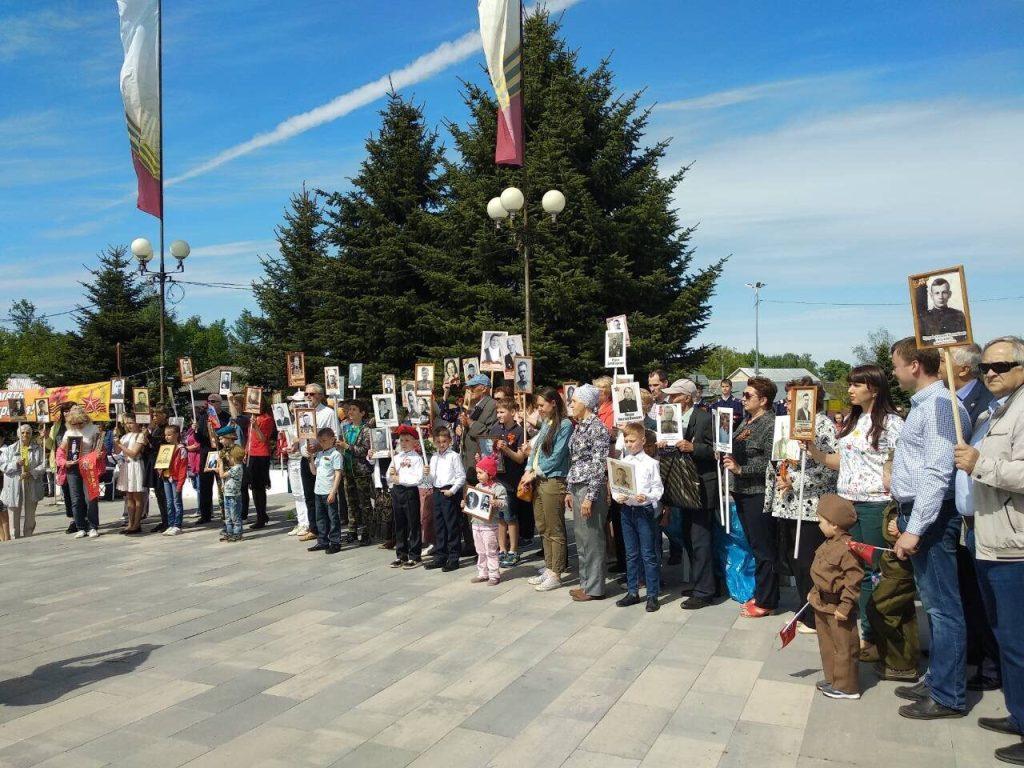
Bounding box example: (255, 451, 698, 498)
(797, 622, 817, 635)
(287, 526, 299, 536)
(820, 684, 861, 700)
(498, 551, 509, 567)
(390, 559, 406, 568)
(298, 531, 317, 542)
(815, 680, 830, 692)
(528, 570, 549, 586)
(74, 530, 87, 539)
(534, 575, 561, 592)
(471, 575, 489, 583)
(403, 560, 422, 569)
(488, 578, 500, 586)
(163, 527, 181, 536)
(505, 552, 520, 567)
(423, 544, 435, 557)
(87, 529, 99, 538)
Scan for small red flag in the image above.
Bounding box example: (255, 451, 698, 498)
(847, 540, 880, 565)
(779, 620, 798, 649)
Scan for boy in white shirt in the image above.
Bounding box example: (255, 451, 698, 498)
(425, 426, 466, 572)
(387, 425, 425, 568)
(612, 422, 665, 612)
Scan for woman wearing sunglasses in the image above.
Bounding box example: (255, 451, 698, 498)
(723, 376, 779, 618)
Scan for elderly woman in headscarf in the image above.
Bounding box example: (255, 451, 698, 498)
(1, 425, 46, 539)
(565, 384, 611, 601)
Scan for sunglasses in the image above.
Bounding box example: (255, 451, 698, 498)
(979, 361, 1022, 375)
(741, 392, 756, 400)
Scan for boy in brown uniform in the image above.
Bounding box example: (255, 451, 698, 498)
(810, 495, 864, 700)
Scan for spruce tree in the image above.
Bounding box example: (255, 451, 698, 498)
(440, 10, 723, 383)
(73, 245, 161, 382)
(0, 300, 74, 386)
(242, 186, 332, 390)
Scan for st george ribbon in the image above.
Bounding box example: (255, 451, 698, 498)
(117, 0, 162, 219)
(478, 0, 524, 167)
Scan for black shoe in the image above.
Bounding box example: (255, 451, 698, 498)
(307, 543, 327, 552)
(980, 717, 1021, 737)
(681, 596, 711, 610)
(151, 524, 167, 534)
(249, 521, 266, 530)
(616, 593, 642, 608)
(66, 522, 78, 534)
(895, 681, 930, 702)
(442, 562, 459, 572)
(193, 518, 212, 527)
(389, 559, 406, 568)
(646, 597, 660, 612)
(967, 674, 1002, 692)
(679, 584, 694, 597)
(996, 742, 1024, 766)
(424, 560, 444, 570)
(666, 555, 682, 566)
(345, 532, 357, 543)
(325, 545, 341, 555)
(359, 537, 371, 546)
(898, 699, 966, 720)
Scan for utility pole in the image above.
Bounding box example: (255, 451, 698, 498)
(745, 282, 766, 376)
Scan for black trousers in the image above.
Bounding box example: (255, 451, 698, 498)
(432, 488, 463, 564)
(512, 490, 535, 541)
(777, 517, 826, 628)
(246, 456, 271, 525)
(61, 482, 73, 520)
(684, 475, 720, 599)
(391, 484, 421, 561)
(151, 468, 168, 526)
(735, 492, 779, 609)
(198, 464, 215, 522)
(608, 500, 627, 570)
(958, 538, 1002, 683)
(300, 458, 319, 536)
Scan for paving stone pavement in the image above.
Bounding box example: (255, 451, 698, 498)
(0, 495, 1010, 767)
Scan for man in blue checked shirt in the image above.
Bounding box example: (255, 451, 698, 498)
(888, 337, 972, 721)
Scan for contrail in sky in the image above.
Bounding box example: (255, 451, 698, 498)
(167, 0, 583, 188)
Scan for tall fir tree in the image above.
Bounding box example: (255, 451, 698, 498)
(73, 245, 161, 383)
(0, 300, 74, 386)
(439, 10, 723, 383)
(317, 91, 447, 387)
(242, 186, 332, 390)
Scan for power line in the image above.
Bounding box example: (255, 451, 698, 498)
(764, 295, 1024, 308)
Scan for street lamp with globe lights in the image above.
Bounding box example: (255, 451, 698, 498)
(132, 235, 190, 389)
(487, 185, 566, 353)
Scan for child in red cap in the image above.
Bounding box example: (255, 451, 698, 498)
(463, 454, 506, 585)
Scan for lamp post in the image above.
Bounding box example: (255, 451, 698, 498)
(487, 186, 566, 354)
(745, 281, 766, 376)
(131, 236, 190, 388)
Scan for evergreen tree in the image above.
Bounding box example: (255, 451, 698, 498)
(72, 245, 160, 383)
(0, 300, 74, 386)
(317, 91, 447, 387)
(167, 316, 236, 375)
(853, 327, 910, 410)
(242, 187, 332, 389)
(440, 10, 723, 383)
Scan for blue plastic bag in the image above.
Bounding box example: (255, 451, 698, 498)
(713, 501, 756, 604)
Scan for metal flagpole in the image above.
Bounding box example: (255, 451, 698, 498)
(157, 0, 167, 392)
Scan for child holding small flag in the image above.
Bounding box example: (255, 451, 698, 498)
(809, 494, 864, 699)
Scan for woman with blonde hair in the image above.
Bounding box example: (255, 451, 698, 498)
(60, 405, 104, 538)
(116, 413, 149, 534)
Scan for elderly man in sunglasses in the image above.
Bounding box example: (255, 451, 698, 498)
(954, 336, 1024, 766)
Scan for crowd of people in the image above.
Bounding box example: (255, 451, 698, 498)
(2, 334, 1024, 764)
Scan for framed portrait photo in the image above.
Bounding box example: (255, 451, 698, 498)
(409, 394, 433, 426)
(370, 426, 392, 457)
(295, 407, 317, 440)
(219, 370, 233, 396)
(415, 363, 435, 395)
(655, 402, 684, 443)
(7, 397, 25, 420)
(34, 398, 50, 423)
(502, 334, 525, 380)
(442, 358, 461, 387)
(381, 374, 396, 395)
(606, 314, 630, 348)
(908, 265, 973, 349)
(272, 402, 292, 429)
(203, 453, 220, 472)
(286, 352, 306, 387)
(714, 407, 734, 454)
(109, 377, 126, 404)
(561, 382, 578, 407)
(324, 366, 342, 396)
(348, 363, 363, 389)
(612, 381, 643, 425)
(373, 394, 399, 428)
(463, 486, 495, 521)
(132, 387, 150, 415)
(168, 416, 185, 429)
(154, 443, 175, 471)
(789, 385, 818, 441)
(178, 357, 195, 384)
(244, 386, 262, 416)
(462, 357, 480, 381)
(604, 330, 627, 369)
(512, 356, 533, 394)
(771, 415, 798, 463)
(607, 457, 637, 497)
(480, 331, 508, 372)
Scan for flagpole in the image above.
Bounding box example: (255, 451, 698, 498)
(157, 0, 166, 396)
(519, 0, 531, 356)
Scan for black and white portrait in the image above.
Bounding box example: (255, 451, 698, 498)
(789, 385, 818, 441)
(381, 374, 396, 395)
(34, 398, 50, 423)
(715, 407, 733, 454)
(562, 383, 577, 406)
(656, 402, 683, 443)
(178, 357, 194, 383)
(464, 487, 494, 521)
(612, 382, 642, 424)
(244, 386, 262, 415)
(219, 370, 232, 395)
(512, 356, 533, 394)
(370, 427, 391, 455)
(295, 408, 317, 440)
(607, 458, 637, 496)
(7, 397, 25, 419)
(502, 334, 525, 379)
(605, 330, 626, 369)
(286, 352, 306, 387)
(462, 357, 480, 381)
(110, 378, 126, 404)
(480, 331, 507, 372)
(272, 402, 292, 429)
(133, 388, 150, 415)
(324, 366, 341, 396)
(348, 363, 363, 389)
(909, 266, 972, 349)
(443, 358, 460, 386)
(606, 315, 630, 347)
(415, 364, 435, 394)
(373, 394, 398, 428)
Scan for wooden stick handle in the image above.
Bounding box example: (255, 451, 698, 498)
(942, 348, 965, 444)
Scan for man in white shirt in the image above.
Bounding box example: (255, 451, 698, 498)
(425, 426, 466, 572)
(298, 384, 343, 539)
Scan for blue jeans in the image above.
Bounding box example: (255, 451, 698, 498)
(66, 470, 98, 532)
(899, 499, 966, 711)
(224, 496, 242, 536)
(975, 557, 1024, 732)
(621, 504, 661, 599)
(315, 493, 341, 547)
(163, 480, 184, 529)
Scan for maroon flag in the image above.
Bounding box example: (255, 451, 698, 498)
(848, 539, 892, 565)
(778, 602, 810, 650)
(479, 0, 525, 167)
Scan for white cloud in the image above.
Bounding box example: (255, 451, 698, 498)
(658, 75, 853, 111)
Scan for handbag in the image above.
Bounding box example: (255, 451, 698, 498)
(659, 450, 701, 510)
(516, 477, 535, 503)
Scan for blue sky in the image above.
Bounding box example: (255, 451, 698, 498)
(1, 0, 1022, 363)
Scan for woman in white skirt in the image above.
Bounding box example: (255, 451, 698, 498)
(117, 414, 149, 534)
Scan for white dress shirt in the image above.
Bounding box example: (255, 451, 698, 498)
(300, 403, 343, 457)
(390, 449, 426, 487)
(615, 450, 665, 508)
(428, 449, 466, 492)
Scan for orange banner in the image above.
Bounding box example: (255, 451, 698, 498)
(0, 382, 112, 423)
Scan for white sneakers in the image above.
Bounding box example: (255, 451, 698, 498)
(87, 529, 99, 538)
(74, 531, 87, 539)
(287, 526, 299, 536)
(423, 544, 435, 557)
(534, 575, 561, 592)
(528, 569, 549, 585)
(163, 527, 182, 536)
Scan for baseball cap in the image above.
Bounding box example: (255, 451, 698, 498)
(661, 379, 698, 397)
